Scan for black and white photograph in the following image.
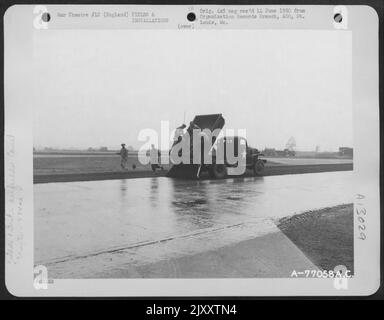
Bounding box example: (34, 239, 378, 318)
(3, 4, 381, 297)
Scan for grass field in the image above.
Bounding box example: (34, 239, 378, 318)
(278, 204, 354, 273)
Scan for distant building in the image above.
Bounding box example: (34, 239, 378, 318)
(263, 148, 277, 157)
(283, 149, 295, 157)
(263, 148, 295, 157)
(276, 149, 295, 157)
(339, 147, 353, 157)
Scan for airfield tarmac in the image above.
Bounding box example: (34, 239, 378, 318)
(35, 171, 354, 278)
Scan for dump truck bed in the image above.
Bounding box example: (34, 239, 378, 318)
(192, 114, 225, 133)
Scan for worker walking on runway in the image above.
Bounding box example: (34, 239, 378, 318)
(150, 144, 164, 172)
(117, 143, 129, 169)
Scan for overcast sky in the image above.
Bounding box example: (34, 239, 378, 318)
(32, 29, 352, 151)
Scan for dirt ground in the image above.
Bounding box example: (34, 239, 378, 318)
(34, 154, 158, 175)
(278, 204, 354, 273)
(33, 154, 352, 175)
(33, 153, 353, 183)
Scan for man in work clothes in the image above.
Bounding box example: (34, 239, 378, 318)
(117, 143, 129, 169)
(150, 144, 164, 172)
(172, 123, 186, 144)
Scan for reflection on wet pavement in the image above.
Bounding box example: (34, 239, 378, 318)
(35, 171, 354, 264)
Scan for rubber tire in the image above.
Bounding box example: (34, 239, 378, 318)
(210, 164, 228, 179)
(253, 160, 265, 176)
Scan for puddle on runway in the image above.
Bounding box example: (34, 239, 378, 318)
(35, 171, 354, 264)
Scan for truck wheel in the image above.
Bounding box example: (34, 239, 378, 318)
(253, 160, 265, 176)
(210, 164, 227, 179)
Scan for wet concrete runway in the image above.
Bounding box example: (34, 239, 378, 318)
(35, 171, 354, 272)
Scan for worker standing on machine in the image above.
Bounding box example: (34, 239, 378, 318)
(173, 123, 186, 143)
